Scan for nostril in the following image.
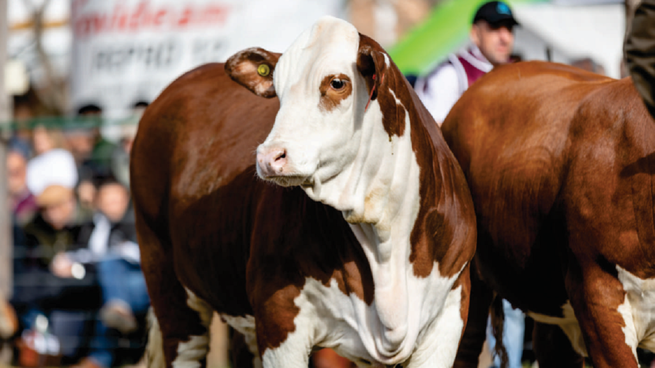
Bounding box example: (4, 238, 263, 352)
(274, 150, 286, 162)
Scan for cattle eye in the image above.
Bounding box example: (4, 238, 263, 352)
(330, 78, 346, 90)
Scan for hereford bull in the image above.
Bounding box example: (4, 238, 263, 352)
(131, 16, 476, 368)
(441, 61, 655, 368)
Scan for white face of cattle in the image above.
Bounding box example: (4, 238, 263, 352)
(259, 18, 361, 187)
(226, 16, 380, 205)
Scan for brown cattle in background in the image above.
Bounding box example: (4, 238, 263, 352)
(442, 61, 655, 368)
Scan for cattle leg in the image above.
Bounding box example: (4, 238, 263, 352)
(145, 308, 165, 368)
(137, 214, 212, 368)
(566, 262, 640, 368)
(256, 319, 314, 368)
(453, 261, 493, 368)
(253, 285, 316, 368)
(532, 321, 583, 368)
(408, 269, 472, 368)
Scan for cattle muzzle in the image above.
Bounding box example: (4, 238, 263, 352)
(256, 147, 312, 187)
(256, 147, 295, 182)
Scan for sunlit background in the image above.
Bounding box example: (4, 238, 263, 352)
(6, 0, 631, 120)
(0, 1, 644, 367)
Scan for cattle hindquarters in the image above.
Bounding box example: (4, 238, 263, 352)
(443, 61, 655, 368)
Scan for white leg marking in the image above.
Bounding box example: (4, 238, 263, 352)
(185, 288, 213, 326)
(403, 285, 464, 368)
(260, 288, 316, 368)
(616, 296, 639, 363)
(170, 288, 214, 368)
(617, 265, 655, 356)
(221, 314, 262, 368)
(528, 302, 587, 357)
(145, 308, 165, 368)
(173, 336, 210, 368)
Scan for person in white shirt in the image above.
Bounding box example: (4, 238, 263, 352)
(415, 1, 518, 125)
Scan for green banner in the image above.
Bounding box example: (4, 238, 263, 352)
(388, 0, 548, 77)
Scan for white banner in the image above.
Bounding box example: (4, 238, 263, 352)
(70, 0, 345, 118)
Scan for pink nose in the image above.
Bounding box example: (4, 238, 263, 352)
(257, 148, 287, 177)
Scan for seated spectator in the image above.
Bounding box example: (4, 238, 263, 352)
(83, 179, 146, 325)
(26, 126, 78, 198)
(13, 185, 101, 362)
(73, 179, 148, 368)
(7, 138, 37, 226)
(22, 185, 84, 268)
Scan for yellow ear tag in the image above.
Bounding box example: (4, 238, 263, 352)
(257, 64, 270, 77)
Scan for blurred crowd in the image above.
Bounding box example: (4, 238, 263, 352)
(1, 104, 147, 368)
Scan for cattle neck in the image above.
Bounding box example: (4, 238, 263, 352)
(313, 34, 447, 364)
(341, 52, 434, 363)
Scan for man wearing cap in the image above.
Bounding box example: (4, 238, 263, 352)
(415, 2, 525, 367)
(415, 0, 519, 125)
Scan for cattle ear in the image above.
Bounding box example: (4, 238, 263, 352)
(225, 47, 281, 98)
(356, 34, 387, 102)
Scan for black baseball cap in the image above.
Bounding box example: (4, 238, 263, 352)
(472, 1, 519, 26)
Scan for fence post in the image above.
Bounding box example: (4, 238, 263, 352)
(0, 0, 13, 300)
